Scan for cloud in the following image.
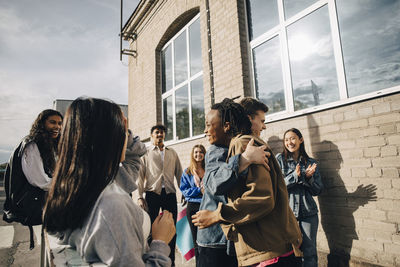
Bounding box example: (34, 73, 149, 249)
(0, 0, 140, 163)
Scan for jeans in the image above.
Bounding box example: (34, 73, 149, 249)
(187, 202, 200, 261)
(299, 214, 319, 267)
(197, 246, 238, 267)
(146, 189, 177, 266)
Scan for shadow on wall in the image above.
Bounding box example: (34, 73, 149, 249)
(306, 115, 377, 267)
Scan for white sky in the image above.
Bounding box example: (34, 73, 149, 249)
(0, 0, 140, 163)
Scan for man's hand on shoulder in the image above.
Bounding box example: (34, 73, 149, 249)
(240, 138, 270, 172)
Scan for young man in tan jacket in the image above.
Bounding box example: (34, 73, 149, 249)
(193, 98, 303, 266)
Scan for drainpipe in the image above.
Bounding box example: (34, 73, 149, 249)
(205, 0, 215, 105)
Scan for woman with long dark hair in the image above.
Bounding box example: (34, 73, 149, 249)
(276, 128, 324, 267)
(3, 109, 63, 248)
(23, 109, 63, 189)
(180, 144, 206, 262)
(43, 97, 175, 266)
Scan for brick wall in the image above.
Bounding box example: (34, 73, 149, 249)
(263, 93, 400, 266)
(126, 0, 400, 266)
(127, 0, 203, 140)
(127, 0, 249, 140)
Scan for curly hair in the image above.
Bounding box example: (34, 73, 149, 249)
(28, 109, 63, 176)
(211, 98, 251, 137)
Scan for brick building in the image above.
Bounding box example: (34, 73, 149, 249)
(122, 1, 400, 266)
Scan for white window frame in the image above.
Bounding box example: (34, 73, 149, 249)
(246, 0, 400, 123)
(161, 14, 205, 143)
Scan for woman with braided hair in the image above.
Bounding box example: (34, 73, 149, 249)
(193, 98, 270, 267)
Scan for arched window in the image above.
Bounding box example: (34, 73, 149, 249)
(161, 14, 204, 141)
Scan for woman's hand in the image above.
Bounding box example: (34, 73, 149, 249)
(192, 209, 220, 229)
(151, 210, 176, 244)
(295, 164, 301, 177)
(305, 163, 317, 178)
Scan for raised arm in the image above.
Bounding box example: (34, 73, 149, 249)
(276, 153, 301, 189)
(203, 145, 242, 196)
(303, 160, 324, 196)
(115, 131, 147, 193)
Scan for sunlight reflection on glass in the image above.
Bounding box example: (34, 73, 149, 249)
(288, 34, 314, 61)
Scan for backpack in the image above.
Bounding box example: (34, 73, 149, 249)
(2, 138, 46, 249)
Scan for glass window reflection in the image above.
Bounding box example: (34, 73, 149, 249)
(287, 6, 339, 111)
(175, 86, 190, 140)
(189, 18, 202, 76)
(336, 0, 400, 97)
(246, 0, 279, 41)
(162, 45, 173, 93)
(253, 36, 285, 114)
(191, 77, 205, 136)
(283, 0, 318, 19)
(163, 96, 173, 141)
(174, 31, 188, 86)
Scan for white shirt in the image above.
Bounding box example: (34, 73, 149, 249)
(21, 142, 52, 190)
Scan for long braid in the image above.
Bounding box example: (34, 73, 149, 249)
(211, 98, 251, 137)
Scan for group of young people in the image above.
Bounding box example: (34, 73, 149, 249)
(2, 95, 323, 267)
(180, 97, 323, 267)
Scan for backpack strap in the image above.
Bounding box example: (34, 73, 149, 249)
(28, 225, 35, 250)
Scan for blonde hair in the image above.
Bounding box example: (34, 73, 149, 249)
(187, 144, 206, 175)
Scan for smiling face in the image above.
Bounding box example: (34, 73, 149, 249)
(44, 115, 63, 139)
(204, 109, 230, 146)
(249, 110, 266, 137)
(284, 131, 303, 154)
(193, 147, 205, 162)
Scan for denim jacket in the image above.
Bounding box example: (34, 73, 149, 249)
(196, 144, 241, 248)
(276, 153, 323, 218)
(179, 169, 202, 203)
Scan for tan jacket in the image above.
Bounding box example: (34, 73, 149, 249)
(137, 145, 182, 197)
(217, 135, 302, 266)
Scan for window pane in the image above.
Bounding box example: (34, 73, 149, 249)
(191, 77, 205, 136)
(163, 96, 173, 141)
(175, 85, 190, 140)
(162, 45, 173, 93)
(287, 6, 339, 111)
(189, 18, 202, 76)
(253, 36, 285, 114)
(336, 0, 400, 97)
(246, 0, 279, 41)
(283, 0, 318, 19)
(174, 31, 188, 86)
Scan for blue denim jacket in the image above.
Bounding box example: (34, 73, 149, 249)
(276, 153, 324, 218)
(196, 144, 241, 248)
(179, 169, 202, 203)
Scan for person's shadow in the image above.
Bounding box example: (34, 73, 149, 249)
(267, 116, 377, 267)
(306, 115, 377, 267)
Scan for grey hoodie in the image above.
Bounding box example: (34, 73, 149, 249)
(53, 133, 171, 267)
